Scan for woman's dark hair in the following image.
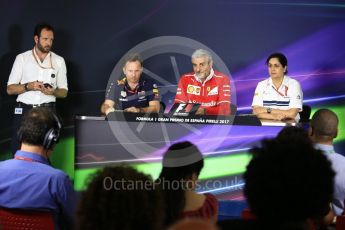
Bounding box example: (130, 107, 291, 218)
(266, 52, 288, 74)
(157, 141, 204, 226)
(77, 166, 163, 230)
(276, 126, 308, 140)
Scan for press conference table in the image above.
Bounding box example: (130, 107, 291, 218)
(260, 118, 297, 126)
(74, 112, 297, 167)
(73, 112, 299, 191)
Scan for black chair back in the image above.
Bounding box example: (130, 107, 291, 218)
(299, 104, 311, 122)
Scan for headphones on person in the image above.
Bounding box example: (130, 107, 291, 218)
(18, 111, 62, 150)
(42, 112, 62, 150)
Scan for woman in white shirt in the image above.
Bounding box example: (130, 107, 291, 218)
(252, 53, 303, 121)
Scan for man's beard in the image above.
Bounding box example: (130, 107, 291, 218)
(37, 43, 51, 53)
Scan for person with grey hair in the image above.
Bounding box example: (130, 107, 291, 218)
(101, 53, 160, 114)
(174, 49, 231, 115)
(309, 108, 345, 216)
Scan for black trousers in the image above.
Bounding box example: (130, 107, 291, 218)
(10, 102, 56, 155)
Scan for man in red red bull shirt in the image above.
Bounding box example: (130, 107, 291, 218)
(174, 49, 231, 116)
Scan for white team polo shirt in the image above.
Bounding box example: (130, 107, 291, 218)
(7, 49, 68, 105)
(252, 76, 303, 120)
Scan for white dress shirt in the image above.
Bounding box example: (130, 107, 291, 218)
(7, 49, 68, 105)
(252, 75, 303, 121)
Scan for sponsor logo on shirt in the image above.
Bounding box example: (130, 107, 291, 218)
(138, 90, 146, 99)
(153, 88, 159, 98)
(187, 84, 201, 95)
(297, 95, 301, 99)
(208, 87, 218, 96)
(202, 101, 216, 107)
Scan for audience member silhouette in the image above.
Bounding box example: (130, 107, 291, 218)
(77, 166, 163, 230)
(0, 107, 75, 229)
(243, 134, 334, 229)
(158, 141, 218, 227)
(276, 126, 309, 140)
(309, 109, 345, 216)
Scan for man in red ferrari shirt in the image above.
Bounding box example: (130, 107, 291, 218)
(174, 49, 231, 116)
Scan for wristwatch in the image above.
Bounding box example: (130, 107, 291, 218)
(24, 83, 29, 91)
(267, 107, 272, 114)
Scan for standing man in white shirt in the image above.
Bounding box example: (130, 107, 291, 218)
(7, 23, 68, 154)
